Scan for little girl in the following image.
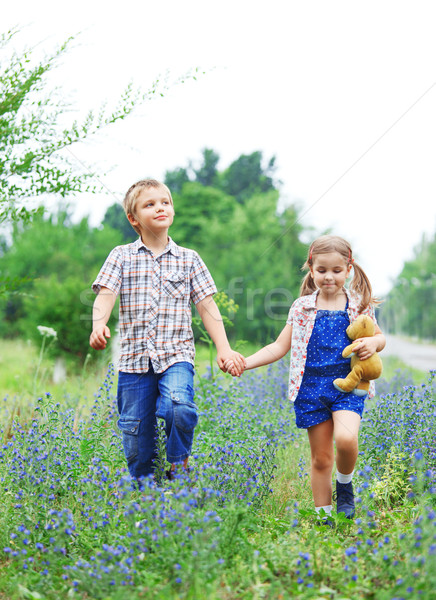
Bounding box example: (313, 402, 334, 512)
(226, 235, 385, 522)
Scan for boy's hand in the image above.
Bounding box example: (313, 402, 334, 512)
(218, 351, 246, 377)
(223, 358, 242, 377)
(90, 325, 111, 350)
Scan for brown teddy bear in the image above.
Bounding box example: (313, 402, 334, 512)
(333, 314, 383, 396)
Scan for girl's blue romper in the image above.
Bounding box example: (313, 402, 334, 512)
(294, 304, 366, 429)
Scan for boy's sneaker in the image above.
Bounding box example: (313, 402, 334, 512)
(335, 481, 355, 519)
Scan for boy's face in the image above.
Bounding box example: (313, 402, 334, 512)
(128, 186, 174, 238)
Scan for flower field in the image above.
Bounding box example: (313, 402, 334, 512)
(0, 360, 435, 600)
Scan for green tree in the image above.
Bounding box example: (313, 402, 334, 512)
(198, 190, 307, 342)
(193, 148, 220, 186)
(163, 150, 307, 344)
(165, 149, 277, 204)
(102, 203, 136, 243)
(0, 210, 122, 359)
(382, 232, 436, 339)
(165, 148, 219, 191)
(164, 167, 191, 193)
(170, 181, 236, 248)
(0, 28, 197, 226)
(219, 151, 277, 203)
(21, 274, 96, 360)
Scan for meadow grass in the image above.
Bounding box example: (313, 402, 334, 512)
(0, 340, 435, 599)
(0, 338, 110, 404)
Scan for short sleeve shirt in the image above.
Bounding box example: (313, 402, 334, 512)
(92, 237, 217, 373)
(285, 289, 378, 402)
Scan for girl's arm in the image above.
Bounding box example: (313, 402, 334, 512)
(352, 324, 386, 361)
(245, 323, 293, 370)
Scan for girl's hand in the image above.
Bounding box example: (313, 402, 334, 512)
(223, 358, 244, 377)
(352, 336, 379, 361)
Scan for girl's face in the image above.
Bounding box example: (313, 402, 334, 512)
(310, 251, 352, 297)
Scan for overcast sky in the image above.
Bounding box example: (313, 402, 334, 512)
(4, 0, 436, 295)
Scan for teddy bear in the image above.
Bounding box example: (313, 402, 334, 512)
(333, 314, 383, 396)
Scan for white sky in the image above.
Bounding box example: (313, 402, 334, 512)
(3, 0, 436, 295)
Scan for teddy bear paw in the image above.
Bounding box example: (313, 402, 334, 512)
(351, 388, 368, 397)
(333, 379, 347, 393)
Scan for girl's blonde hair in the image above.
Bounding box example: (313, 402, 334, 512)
(300, 235, 380, 312)
(123, 179, 173, 235)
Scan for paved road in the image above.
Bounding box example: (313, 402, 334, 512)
(383, 334, 436, 372)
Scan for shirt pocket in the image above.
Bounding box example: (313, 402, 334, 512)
(162, 271, 187, 298)
(293, 310, 309, 328)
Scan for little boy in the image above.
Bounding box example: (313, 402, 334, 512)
(90, 178, 245, 483)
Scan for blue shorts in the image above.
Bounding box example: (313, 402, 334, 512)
(293, 307, 366, 430)
(117, 362, 197, 480)
(293, 392, 365, 429)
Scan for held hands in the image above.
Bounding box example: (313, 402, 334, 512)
(221, 355, 246, 378)
(89, 325, 111, 350)
(217, 350, 246, 377)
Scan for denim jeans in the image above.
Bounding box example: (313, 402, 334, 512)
(117, 362, 197, 480)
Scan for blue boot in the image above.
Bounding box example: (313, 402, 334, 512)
(335, 481, 355, 519)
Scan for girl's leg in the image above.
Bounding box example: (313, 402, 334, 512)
(307, 419, 335, 507)
(332, 410, 361, 518)
(332, 410, 361, 474)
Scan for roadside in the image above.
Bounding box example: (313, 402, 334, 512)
(383, 334, 436, 372)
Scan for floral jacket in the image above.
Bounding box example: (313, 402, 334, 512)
(286, 289, 377, 402)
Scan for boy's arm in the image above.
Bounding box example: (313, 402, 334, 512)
(195, 295, 246, 375)
(90, 286, 117, 350)
(244, 323, 293, 370)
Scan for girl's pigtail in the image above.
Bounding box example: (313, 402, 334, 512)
(299, 271, 317, 297)
(350, 262, 381, 312)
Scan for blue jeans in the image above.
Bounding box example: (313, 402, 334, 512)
(117, 362, 197, 480)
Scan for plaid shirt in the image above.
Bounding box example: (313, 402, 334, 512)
(92, 237, 217, 373)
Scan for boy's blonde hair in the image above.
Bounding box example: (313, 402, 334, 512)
(300, 235, 379, 312)
(123, 179, 173, 235)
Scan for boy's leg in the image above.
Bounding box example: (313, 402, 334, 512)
(117, 370, 158, 481)
(156, 362, 197, 468)
(307, 419, 335, 508)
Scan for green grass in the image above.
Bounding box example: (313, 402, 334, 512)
(207, 439, 434, 600)
(1, 338, 419, 402)
(0, 338, 111, 404)
(380, 354, 427, 384)
(0, 339, 261, 402)
(0, 339, 435, 598)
